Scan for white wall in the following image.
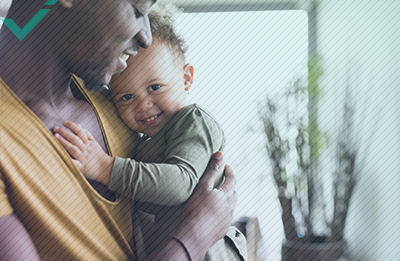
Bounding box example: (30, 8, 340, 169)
(317, 1, 400, 260)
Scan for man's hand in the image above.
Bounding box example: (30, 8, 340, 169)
(147, 151, 237, 261)
(53, 121, 114, 185)
(179, 151, 237, 246)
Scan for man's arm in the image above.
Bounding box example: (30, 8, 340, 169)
(145, 152, 237, 261)
(0, 214, 40, 261)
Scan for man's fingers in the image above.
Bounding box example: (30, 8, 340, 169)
(63, 121, 89, 143)
(232, 191, 238, 207)
(227, 191, 238, 220)
(219, 165, 236, 197)
(200, 152, 224, 189)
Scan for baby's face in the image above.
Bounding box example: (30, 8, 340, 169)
(111, 41, 191, 136)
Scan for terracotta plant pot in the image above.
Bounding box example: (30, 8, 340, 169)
(282, 240, 346, 261)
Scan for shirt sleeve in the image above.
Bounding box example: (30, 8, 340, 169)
(108, 105, 225, 206)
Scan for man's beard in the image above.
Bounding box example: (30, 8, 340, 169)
(84, 75, 110, 91)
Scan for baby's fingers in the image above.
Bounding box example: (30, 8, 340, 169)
(63, 121, 89, 143)
(54, 125, 84, 149)
(71, 159, 83, 171)
(55, 133, 83, 159)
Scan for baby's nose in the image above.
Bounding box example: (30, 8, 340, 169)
(135, 98, 153, 112)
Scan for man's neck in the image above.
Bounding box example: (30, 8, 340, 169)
(0, 30, 73, 107)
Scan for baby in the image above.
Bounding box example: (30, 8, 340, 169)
(54, 5, 225, 258)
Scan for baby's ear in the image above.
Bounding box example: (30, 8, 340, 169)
(183, 63, 194, 91)
(58, 0, 73, 8)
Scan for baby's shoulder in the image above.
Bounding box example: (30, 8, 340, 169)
(161, 104, 225, 151)
(165, 104, 224, 143)
(169, 104, 221, 130)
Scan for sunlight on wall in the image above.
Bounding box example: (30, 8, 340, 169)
(176, 11, 308, 260)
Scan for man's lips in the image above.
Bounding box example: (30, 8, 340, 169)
(139, 112, 163, 125)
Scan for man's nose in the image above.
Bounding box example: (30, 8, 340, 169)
(135, 15, 152, 48)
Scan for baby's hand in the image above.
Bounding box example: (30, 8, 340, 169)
(53, 121, 114, 185)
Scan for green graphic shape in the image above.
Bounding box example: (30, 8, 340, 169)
(45, 0, 59, 5)
(0, 9, 51, 41)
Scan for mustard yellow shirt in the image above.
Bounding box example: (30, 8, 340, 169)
(0, 75, 139, 260)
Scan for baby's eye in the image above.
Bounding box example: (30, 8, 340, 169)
(149, 84, 161, 92)
(121, 94, 134, 101)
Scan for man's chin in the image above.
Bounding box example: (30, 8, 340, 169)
(83, 75, 110, 92)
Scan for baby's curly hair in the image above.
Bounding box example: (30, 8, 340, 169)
(148, 4, 188, 63)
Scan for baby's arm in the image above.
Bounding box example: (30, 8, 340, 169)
(54, 107, 224, 207)
(109, 105, 225, 206)
(53, 121, 114, 185)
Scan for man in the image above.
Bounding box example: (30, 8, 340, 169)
(0, 0, 245, 260)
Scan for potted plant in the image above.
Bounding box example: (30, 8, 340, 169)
(259, 56, 362, 261)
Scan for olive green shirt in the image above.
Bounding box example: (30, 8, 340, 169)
(108, 104, 225, 206)
(108, 104, 247, 260)
(108, 104, 249, 260)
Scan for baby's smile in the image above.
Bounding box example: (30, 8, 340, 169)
(139, 112, 163, 125)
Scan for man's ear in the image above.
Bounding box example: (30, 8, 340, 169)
(58, 0, 73, 8)
(183, 63, 194, 92)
